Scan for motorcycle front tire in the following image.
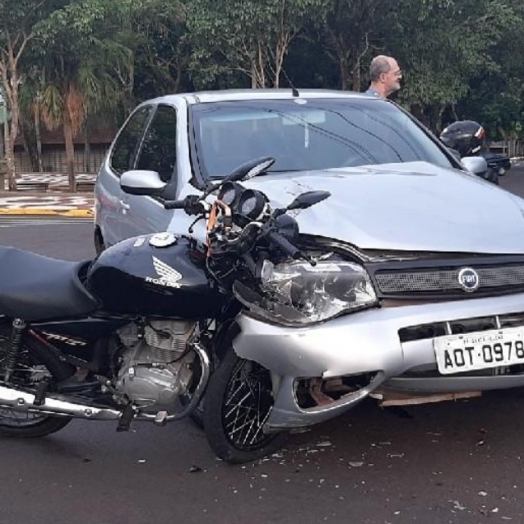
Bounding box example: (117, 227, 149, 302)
(203, 346, 287, 463)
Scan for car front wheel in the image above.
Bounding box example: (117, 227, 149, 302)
(94, 229, 106, 255)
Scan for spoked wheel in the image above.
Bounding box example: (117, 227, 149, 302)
(203, 347, 286, 463)
(0, 329, 73, 437)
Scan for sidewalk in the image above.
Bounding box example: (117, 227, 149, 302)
(0, 173, 95, 218)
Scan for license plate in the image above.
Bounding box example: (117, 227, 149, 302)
(433, 327, 524, 375)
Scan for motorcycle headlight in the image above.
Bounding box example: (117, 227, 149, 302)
(233, 260, 377, 326)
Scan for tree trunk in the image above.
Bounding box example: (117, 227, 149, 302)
(21, 122, 39, 172)
(84, 124, 91, 173)
(338, 56, 349, 91)
(0, 121, 4, 157)
(4, 97, 20, 190)
(4, 130, 17, 190)
(34, 104, 43, 172)
(63, 108, 76, 192)
(0, 61, 21, 190)
(351, 60, 361, 92)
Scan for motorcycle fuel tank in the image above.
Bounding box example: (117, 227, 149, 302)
(86, 233, 226, 318)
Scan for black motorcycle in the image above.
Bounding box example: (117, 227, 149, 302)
(0, 157, 330, 463)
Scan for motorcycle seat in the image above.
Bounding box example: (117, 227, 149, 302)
(0, 246, 98, 321)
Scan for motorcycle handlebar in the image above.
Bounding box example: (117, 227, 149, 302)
(267, 231, 301, 259)
(164, 199, 186, 210)
(163, 196, 306, 261)
(164, 195, 205, 215)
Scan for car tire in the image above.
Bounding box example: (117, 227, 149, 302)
(94, 229, 106, 255)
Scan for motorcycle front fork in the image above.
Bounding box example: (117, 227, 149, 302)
(4, 318, 26, 383)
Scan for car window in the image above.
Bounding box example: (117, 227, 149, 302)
(135, 104, 178, 183)
(190, 99, 455, 178)
(110, 106, 152, 175)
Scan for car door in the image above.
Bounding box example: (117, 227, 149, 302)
(119, 103, 179, 240)
(95, 105, 153, 247)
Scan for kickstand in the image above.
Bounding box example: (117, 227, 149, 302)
(116, 404, 136, 432)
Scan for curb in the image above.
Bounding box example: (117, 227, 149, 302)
(0, 208, 93, 218)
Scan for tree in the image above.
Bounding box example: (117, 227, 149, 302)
(389, 0, 519, 131)
(34, 0, 132, 190)
(187, 0, 322, 88)
(124, 0, 189, 102)
(455, 1, 524, 140)
(313, 0, 387, 91)
(0, 0, 53, 190)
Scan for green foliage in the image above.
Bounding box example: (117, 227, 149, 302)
(393, 0, 516, 104)
(186, 0, 324, 88)
(2, 0, 523, 162)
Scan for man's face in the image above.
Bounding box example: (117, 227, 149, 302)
(381, 59, 402, 95)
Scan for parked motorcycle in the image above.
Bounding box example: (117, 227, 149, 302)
(439, 120, 499, 184)
(0, 157, 331, 463)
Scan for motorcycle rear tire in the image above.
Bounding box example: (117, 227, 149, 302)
(0, 329, 74, 438)
(203, 347, 286, 463)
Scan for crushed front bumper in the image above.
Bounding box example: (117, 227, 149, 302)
(232, 292, 524, 430)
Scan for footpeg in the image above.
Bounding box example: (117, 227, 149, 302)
(34, 379, 50, 406)
(154, 411, 168, 427)
(116, 404, 136, 432)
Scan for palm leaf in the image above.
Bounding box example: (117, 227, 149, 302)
(40, 83, 63, 130)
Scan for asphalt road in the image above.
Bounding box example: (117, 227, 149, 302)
(1, 169, 524, 524)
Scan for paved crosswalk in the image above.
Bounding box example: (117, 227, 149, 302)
(2, 173, 96, 191)
(0, 193, 94, 216)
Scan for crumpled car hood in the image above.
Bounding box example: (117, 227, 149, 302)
(244, 161, 524, 254)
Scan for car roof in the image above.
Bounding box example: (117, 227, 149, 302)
(145, 88, 378, 106)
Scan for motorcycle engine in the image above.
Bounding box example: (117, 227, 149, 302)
(115, 320, 197, 408)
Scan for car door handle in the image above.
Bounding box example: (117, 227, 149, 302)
(119, 199, 130, 211)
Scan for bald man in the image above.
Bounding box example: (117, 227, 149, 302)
(365, 55, 402, 98)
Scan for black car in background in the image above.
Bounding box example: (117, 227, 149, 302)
(482, 151, 512, 176)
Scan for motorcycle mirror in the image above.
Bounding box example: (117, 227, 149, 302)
(286, 190, 331, 211)
(226, 157, 276, 182)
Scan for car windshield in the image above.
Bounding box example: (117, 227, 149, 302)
(191, 98, 455, 179)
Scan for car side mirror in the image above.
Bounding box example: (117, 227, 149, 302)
(120, 170, 166, 196)
(461, 156, 488, 176)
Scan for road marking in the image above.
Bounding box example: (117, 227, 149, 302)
(0, 217, 92, 227)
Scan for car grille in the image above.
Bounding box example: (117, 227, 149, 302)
(399, 312, 524, 377)
(399, 311, 524, 342)
(372, 262, 524, 298)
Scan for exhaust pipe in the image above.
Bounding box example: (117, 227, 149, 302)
(0, 342, 211, 423)
(0, 384, 122, 420)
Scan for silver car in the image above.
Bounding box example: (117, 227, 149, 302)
(95, 89, 524, 435)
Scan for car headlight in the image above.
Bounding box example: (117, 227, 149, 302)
(233, 260, 377, 326)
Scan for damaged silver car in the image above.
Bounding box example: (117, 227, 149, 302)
(95, 89, 524, 459)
